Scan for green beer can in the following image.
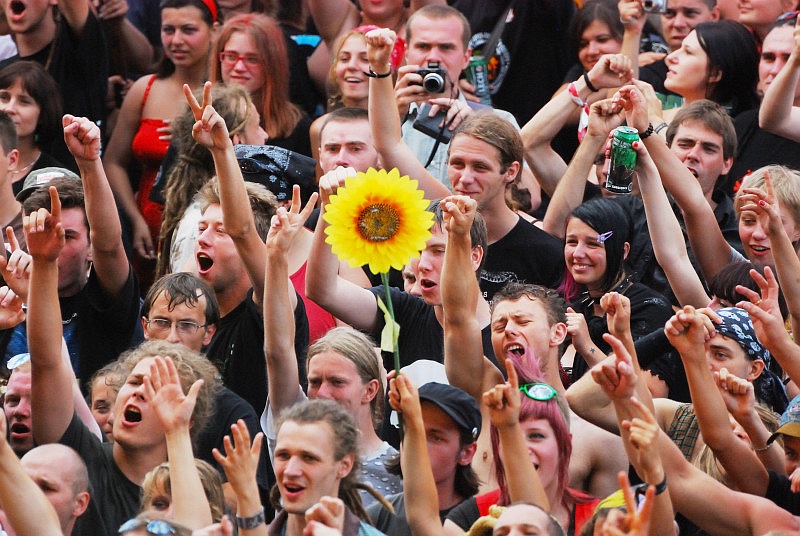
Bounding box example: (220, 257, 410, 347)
(466, 54, 492, 105)
(607, 126, 639, 195)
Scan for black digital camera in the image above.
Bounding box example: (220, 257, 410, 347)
(417, 61, 447, 94)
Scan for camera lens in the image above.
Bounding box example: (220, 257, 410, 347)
(423, 73, 445, 93)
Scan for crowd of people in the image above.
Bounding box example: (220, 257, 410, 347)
(1, 0, 800, 534)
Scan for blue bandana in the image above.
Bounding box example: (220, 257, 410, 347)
(715, 307, 770, 366)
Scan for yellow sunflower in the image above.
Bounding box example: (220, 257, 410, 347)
(324, 167, 433, 275)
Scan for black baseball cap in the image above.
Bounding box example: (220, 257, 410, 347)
(418, 382, 481, 441)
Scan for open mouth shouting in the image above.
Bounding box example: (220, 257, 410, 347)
(9, 421, 30, 440)
(122, 405, 142, 425)
(196, 253, 214, 274)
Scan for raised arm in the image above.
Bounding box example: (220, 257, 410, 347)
(212, 420, 267, 536)
(759, 17, 800, 141)
(146, 355, 213, 529)
(737, 177, 800, 331)
(26, 187, 75, 444)
(0, 413, 63, 536)
(364, 28, 451, 200)
(389, 373, 445, 536)
(616, 84, 731, 279)
(307, 0, 358, 50)
(737, 267, 800, 386)
(305, 167, 382, 333)
(264, 187, 315, 414)
(542, 98, 624, 239)
(484, 360, 549, 509)
(632, 127, 710, 307)
(185, 83, 268, 305)
(664, 306, 770, 495)
(522, 54, 632, 197)
(64, 115, 130, 296)
(441, 195, 501, 400)
(57, 0, 90, 35)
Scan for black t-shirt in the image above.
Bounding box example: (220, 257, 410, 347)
(481, 216, 565, 303)
(268, 114, 313, 158)
(570, 281, 673, 380)
(451, 0, 575, 125)
(204, 290, 309, 413)
(61, 414, 141, 536)
(725, 108, 800, 195)
(196, 387, 275, 518)
(0, 12, 109, 138)
(766, 469, 800, 514)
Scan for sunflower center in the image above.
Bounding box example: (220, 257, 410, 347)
(357, 203, 400, 242)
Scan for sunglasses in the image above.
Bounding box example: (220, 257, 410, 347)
(519, 382, 558, 401)
(6, 353, 30, 370)
(776, 10, 799, 22)
(118, 518, 176, 535)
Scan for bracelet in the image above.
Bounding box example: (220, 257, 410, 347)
(583, 71, 599, 92)
(648, 475, 668, 496)
(638, 123, 655, 140)
(752, 442, 773, 453)
(236, 507, 266, 530)
(364, 67, 392, 78)
(654, 122, 669, 134)
(568, 82, 587, 108)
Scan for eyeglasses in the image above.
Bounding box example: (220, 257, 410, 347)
(118, 518, 176, 535)
(145, 319, 206, 335)
(219, 51, 262, 68)
(519, 382, 558, 401)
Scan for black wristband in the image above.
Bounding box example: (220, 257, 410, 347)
(583, 71, 599, 92)
(365, 67, 392, 78)
(649, 475, 668, 495)
(639, 123, 655, 140)
(236, 507, 266, 530)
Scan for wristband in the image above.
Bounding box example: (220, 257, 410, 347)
(236, 507, 266, 530)
(649, 475, 668, 496)
(654, 122, 669, 134)
(638, 123, 655, 140)
(583, 71, 599, 92)
(364, 67, 392, 78)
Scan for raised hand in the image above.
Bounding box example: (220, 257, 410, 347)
(482, 358, 523, 430)
(715, 367, 756, 424)
(600, 471, 655, 536)
(62, 115, 102, 162)
(24, 186, 65, 263)
(266, 185, 319, 255)
(566, 307, 594, 356)
(184, 82, 231, 151)
(304, 496, 346, 535)
(0, 286, 25, 330)
(586, 54, 634, 90)
(611, 84, 650, 133)
(318, 166, 356, 206)
(601, 292, 632, 339)
(364, 28, 396, 73)
(587, 97, 625, 138)
(440, 195, 476, 237)
(387, 372, 423, 425)
(591, 333, 638, 400)
(736, 267, 788, 350)
(144, 355, 203, 433)
(0, 226, 31, 302)
(212, 419, 264, 498)
(664, 305, 719, 359)
(191, 516, 235, 536)
(737, 170, 786, 237)
(621, 396, 663, 484)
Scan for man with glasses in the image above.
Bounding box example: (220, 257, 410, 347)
(439, 195, 628, 499)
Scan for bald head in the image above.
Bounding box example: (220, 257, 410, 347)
(21, 444, 90, 533)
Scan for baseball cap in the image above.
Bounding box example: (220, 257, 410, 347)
(234, 145, 316, 202)
(769, 394, 800, 444)
(418, 382, 481, 441)
(715, 307, 771, 366)
(16, 167, 81, 203)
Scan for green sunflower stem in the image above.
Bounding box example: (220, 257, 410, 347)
(380, 271, 401, 375)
